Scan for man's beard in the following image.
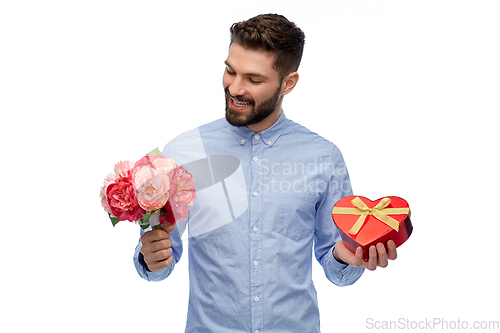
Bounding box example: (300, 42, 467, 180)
(225, 84, 281, 128)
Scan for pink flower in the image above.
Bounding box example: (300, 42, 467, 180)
(114, 160, 135, 178)
(106, 177, 146, 222)
(100, 160, 134, 214)
(168, 166, 196, 222)
(131, 155, 177, 211)
(100, 173, 117, 214)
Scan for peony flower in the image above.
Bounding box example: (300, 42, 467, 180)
(100, 160, 134, 215)
(131, 155, 177, 211)
(167, 166, 196, 222)
(133, 154, 177, 174)
(106, 177, 145, 222)
(100, 173, 117, 214)
(114, 160, 135, 178)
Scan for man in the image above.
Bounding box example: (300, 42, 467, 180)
(134, 14, 397, 332)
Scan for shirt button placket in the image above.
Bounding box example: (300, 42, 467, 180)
(250, 133, 263, 332)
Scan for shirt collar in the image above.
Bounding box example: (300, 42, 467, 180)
(230, 110, 287, 147)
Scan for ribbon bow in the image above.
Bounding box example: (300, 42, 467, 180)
(332, 197, 409, 235)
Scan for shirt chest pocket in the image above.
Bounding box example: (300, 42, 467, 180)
(277, 194, 317, 242)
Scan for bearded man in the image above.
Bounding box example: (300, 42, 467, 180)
(134, 14, 397, 332)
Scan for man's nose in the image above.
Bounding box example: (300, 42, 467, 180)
(228, 76, 246, 97)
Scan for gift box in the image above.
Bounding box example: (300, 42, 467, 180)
(332, 195, 412, 261)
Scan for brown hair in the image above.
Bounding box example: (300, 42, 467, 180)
(230, 14, 305, 79)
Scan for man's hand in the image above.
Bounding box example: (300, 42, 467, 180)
(140, 223, 176, 272)
(333, 240, 397, 271)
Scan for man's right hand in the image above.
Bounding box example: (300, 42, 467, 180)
(140, 223, 176, 272)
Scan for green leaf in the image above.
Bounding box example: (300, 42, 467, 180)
(109, 215, 120, 227)
(146, 147, 162, 156)
(139, 223, 150, 230)
(140, 211, 157, 224)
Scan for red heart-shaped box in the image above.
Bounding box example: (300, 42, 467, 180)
(332, 195, 412, 261)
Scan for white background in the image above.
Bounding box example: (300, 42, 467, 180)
(1, 1, 499, 332)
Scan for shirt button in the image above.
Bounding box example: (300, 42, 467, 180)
(253, 156, 258, 162)
(267, 141, 272, 145)
(255, 331, 261, 333)
(254, 296, 259, 302)
(253, 191, 258, 197)
(241, 139, 245, 144)
(254, 135, 260, 140)
(253, 226, 258, 232)
(253, 260, 258, 266)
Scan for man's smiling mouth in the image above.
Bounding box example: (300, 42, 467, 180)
(227, 91, 254, 110)
(231, 97, 251, 107)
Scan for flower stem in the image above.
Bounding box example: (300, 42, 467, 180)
(152, 224, 162, 230)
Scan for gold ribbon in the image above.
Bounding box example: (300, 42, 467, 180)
(332, 197, 409, 235)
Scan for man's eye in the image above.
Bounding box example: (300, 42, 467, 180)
(249, 79, 262, 84)
(226, 68, 235, 75)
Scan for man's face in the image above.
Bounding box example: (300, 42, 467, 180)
(223, 43, 283, 129)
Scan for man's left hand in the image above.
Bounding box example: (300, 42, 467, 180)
(333, 240, 397, 271)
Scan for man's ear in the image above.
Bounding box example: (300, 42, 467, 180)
(280, 72, 299, 96)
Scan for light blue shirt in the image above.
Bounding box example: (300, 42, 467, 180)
(133, 111, 364, 332)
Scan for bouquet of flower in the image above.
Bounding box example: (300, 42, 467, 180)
(100, 148, 196, 230)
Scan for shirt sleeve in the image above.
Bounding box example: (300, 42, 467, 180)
(313, 145, 365, 286)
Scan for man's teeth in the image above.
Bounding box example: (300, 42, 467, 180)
(232, 98, 250, 107)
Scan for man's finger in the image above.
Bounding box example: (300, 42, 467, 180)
(150, 247, 173, 263)
(365, 246, 378, 271)
(376, 243, 388, 268)
(147, 254, 174, 272)
(349, 247, 364, 267)
(387, 240, 397, 260)
(141, 229, 170, 244)
(149, 238, 172, 252)
(162, 223, 175, 233)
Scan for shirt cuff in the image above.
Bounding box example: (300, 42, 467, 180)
(322, 244, 365, 286)
(328, 244, 349, 271)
